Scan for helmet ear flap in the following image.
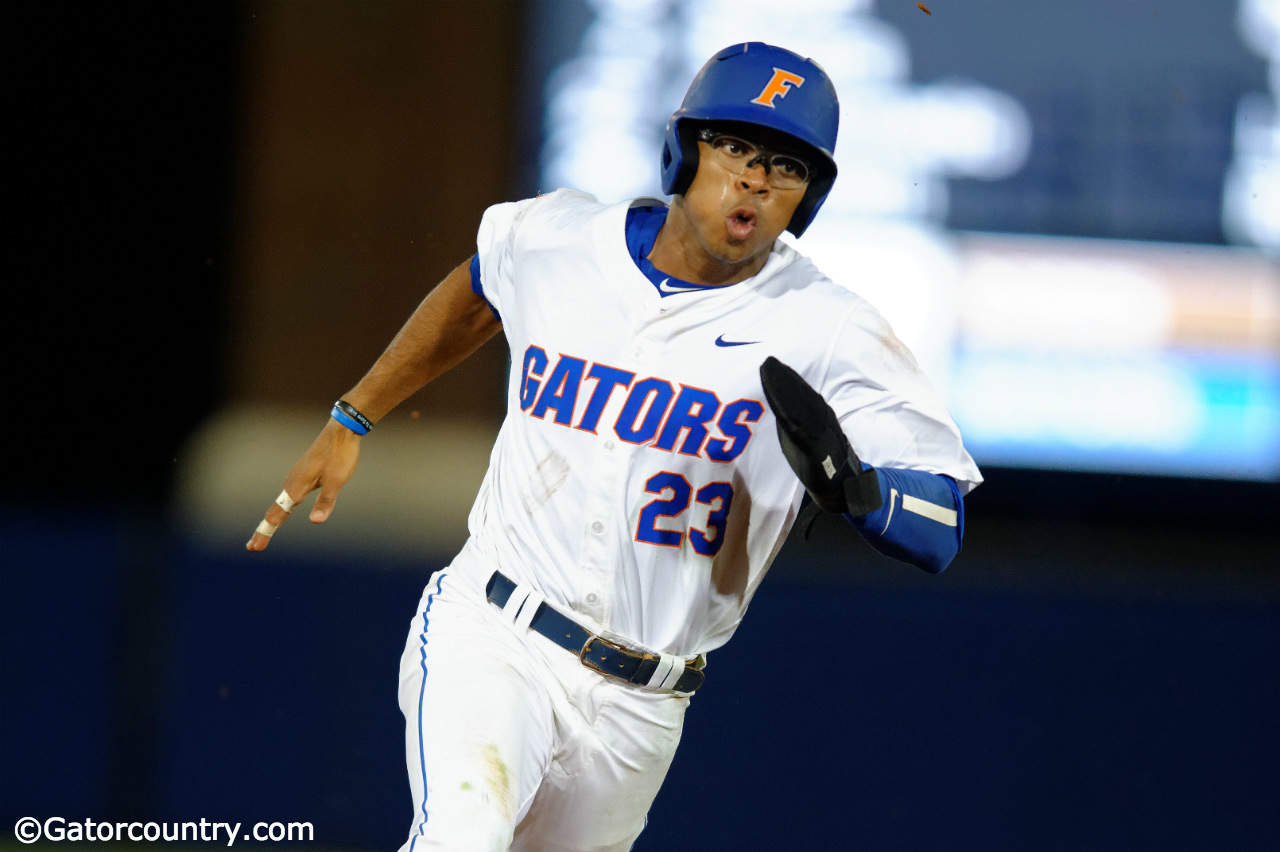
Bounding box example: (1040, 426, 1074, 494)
(788, 168, 835, 237)
(660, 119, 702, 197)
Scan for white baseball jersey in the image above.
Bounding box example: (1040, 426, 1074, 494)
(456, 188, 981, 659)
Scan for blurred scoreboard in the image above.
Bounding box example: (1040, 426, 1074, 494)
(947, 234, 1278, 479)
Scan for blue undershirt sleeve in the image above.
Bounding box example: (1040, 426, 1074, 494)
(469, 253, 501, 324)
(845, 467, 965, 574)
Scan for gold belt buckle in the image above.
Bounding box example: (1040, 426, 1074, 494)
(579, 634, 653, 683)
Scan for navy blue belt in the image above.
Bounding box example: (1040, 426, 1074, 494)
(485, 571, 705, 693)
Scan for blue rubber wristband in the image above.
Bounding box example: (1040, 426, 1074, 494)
(330, 405, 370, 436)
(334, 399, 375, 432)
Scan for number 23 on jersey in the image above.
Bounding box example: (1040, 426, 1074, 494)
(635, 472, 733, 556)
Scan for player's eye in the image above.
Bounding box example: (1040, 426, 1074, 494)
(771, 155, 809, 183)
(712, 135, 756, 159)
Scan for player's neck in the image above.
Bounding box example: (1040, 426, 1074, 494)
(647, 203, 769, 287)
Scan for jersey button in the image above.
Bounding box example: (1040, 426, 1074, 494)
(604, 439, 616, 450)
(586, 592, 599, 604)
(590, 520, 605, 535)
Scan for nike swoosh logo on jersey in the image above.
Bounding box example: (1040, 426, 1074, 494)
(714, 334, 759, 347)
(656, 277, 702, 296)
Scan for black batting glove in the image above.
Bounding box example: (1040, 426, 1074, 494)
(759, 356, 882, 517)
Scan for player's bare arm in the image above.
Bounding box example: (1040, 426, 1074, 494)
(246, 256, 500, 552)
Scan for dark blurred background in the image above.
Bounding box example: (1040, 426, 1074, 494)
(5, 1, 1277, 850)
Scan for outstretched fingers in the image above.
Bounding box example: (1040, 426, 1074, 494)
(309, 481, 340, 524)
(246, 487, 306, 552)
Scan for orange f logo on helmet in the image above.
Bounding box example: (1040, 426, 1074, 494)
(750, 68, 806, 108)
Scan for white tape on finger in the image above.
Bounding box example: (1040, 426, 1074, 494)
(255, 519, 279, 538)
(275, 489, 299, 514)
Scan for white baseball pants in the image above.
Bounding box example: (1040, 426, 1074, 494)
(396, 568, 689, 852)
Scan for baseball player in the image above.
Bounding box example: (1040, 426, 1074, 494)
(248, 42, 981, 851)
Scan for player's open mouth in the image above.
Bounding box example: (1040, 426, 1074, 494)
(725, 207, 757, 241)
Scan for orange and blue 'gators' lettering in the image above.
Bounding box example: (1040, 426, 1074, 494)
(705, 399, 763, 462)
(653, 385, 721, 456)
(615, 378, 676, 444)
(518, 346, 549, 410)
(530, 355, 587, 425)
(574, 363, 635, 433)
(515, 344, 763, 462)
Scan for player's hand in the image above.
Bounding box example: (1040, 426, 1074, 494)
(245, 420, 363, 552)
(759, 356, 882, 517)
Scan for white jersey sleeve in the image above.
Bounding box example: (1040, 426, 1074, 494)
(817, 298, 982, 494)
(474, 196, 535, 318)
(474, 189, 596, 319)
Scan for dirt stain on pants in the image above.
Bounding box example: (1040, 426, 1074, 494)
(482, 743, 513, 824)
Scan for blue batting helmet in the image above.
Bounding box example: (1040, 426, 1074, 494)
(661, 42, 839, 237)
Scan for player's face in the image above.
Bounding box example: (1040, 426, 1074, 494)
(680, 129, 808, 268)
